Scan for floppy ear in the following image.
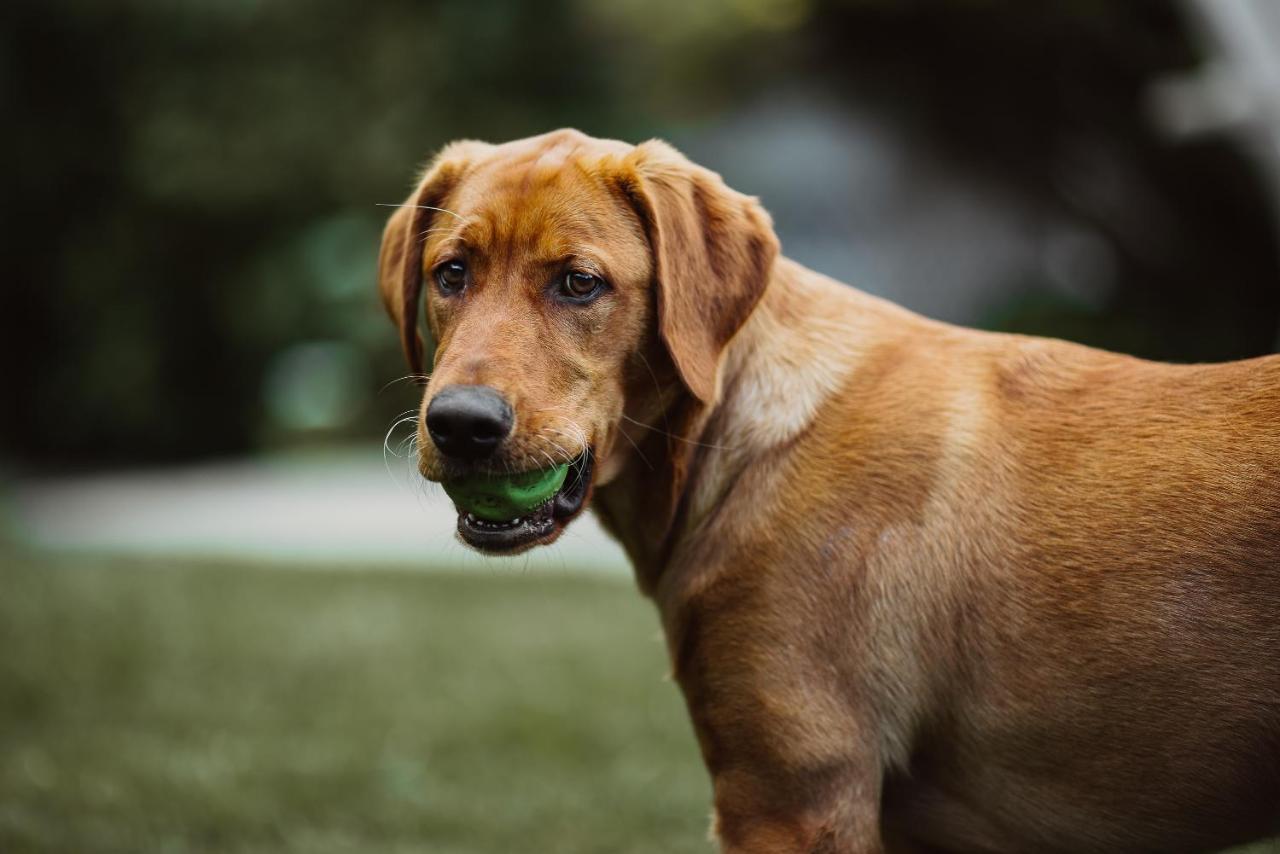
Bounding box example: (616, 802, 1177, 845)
(617, 140, 779, 405)
(377, 140, 492, 374)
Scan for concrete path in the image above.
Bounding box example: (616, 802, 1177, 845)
(7, 448, 630, 574)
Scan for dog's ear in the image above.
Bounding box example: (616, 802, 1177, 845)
(617, 140, 779, 405)
(377, 140, 492, 374)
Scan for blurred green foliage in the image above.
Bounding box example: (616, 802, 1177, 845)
(2, 0, 792, 464)
(4, 0, 1276, 464)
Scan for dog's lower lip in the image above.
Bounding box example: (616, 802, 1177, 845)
(454, 451, 593, 553)
(552, 451, 592, 520)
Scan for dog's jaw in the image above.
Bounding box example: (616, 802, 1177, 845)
(452, 449, 596, 555)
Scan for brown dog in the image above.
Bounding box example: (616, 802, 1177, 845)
(377, 129, 1280, 853)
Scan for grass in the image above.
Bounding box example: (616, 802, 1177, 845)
(0, 552, 710, 853)
(1, 551, 1275, 854)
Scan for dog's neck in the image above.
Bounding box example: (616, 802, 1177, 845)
(593, 257, 909, 594)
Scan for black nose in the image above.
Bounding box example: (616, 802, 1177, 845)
(426, 385, 514, 461)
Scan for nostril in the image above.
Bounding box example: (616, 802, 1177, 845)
(427, 422, 452, 444)
(470, 421, 502, 442)
(425, 412, 454, 443)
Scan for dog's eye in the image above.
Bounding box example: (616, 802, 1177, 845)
(435, 261, 467, 295)
(559, 271, 604, 302)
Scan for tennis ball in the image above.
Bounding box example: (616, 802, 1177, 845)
(443, 464, 569, 521)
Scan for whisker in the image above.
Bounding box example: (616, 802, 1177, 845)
(614, 423, 653, 470)
(545, 422, 590, 456)
(382, 412, 422, 488)
(546, 440, 573, 465)
(396, 430, 419, 455)
(619, 412, 738, 451)
(382, 414, 419, 459)
(379, 374, 431, 394)
(420, 239, 464, 253)
(544, 426, 582, 445)
(632, 349, 684, 446)
(375, 202, 469, 223)
(568, 450, 590, 488)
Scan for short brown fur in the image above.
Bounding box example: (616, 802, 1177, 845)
(379, 130, 1280, 853)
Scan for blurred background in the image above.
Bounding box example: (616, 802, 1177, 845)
(2, 0, 1279, 851)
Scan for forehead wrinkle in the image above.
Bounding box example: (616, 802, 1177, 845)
(424, 218, 485, 262)
(462, 212, 495, 243)
(574, 157, 650, 247)
(462, 147, 628, 271)
(493, 138, 581, 210)
(492, 185, 592, 258)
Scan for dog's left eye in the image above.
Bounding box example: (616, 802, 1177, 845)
(559, 271, 605, 302)
(435, 261, 467, 295)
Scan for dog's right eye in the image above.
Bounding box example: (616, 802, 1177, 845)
(434, 261, 467, 295)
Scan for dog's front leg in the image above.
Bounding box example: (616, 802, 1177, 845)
(709, 765, 886, 854)
(671, 597, 891, 853)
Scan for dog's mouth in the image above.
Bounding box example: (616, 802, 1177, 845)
(455, 450, 595, 554)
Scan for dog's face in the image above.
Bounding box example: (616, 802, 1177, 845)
(378, 130, 778, 554)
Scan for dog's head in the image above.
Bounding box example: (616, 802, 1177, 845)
(378, 129, 778, 553)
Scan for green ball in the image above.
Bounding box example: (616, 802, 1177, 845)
(443, 464, 570, 521)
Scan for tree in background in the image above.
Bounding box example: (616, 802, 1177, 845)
(4, 0, 1275, 465)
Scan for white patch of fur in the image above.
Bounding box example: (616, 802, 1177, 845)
(685, 287, 867, 528)
(722, 293, 869, 449)
(724, 320, 849, 449)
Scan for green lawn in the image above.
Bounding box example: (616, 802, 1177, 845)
(0, 553, 710, 853)
(2, 552, 1276, 854)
